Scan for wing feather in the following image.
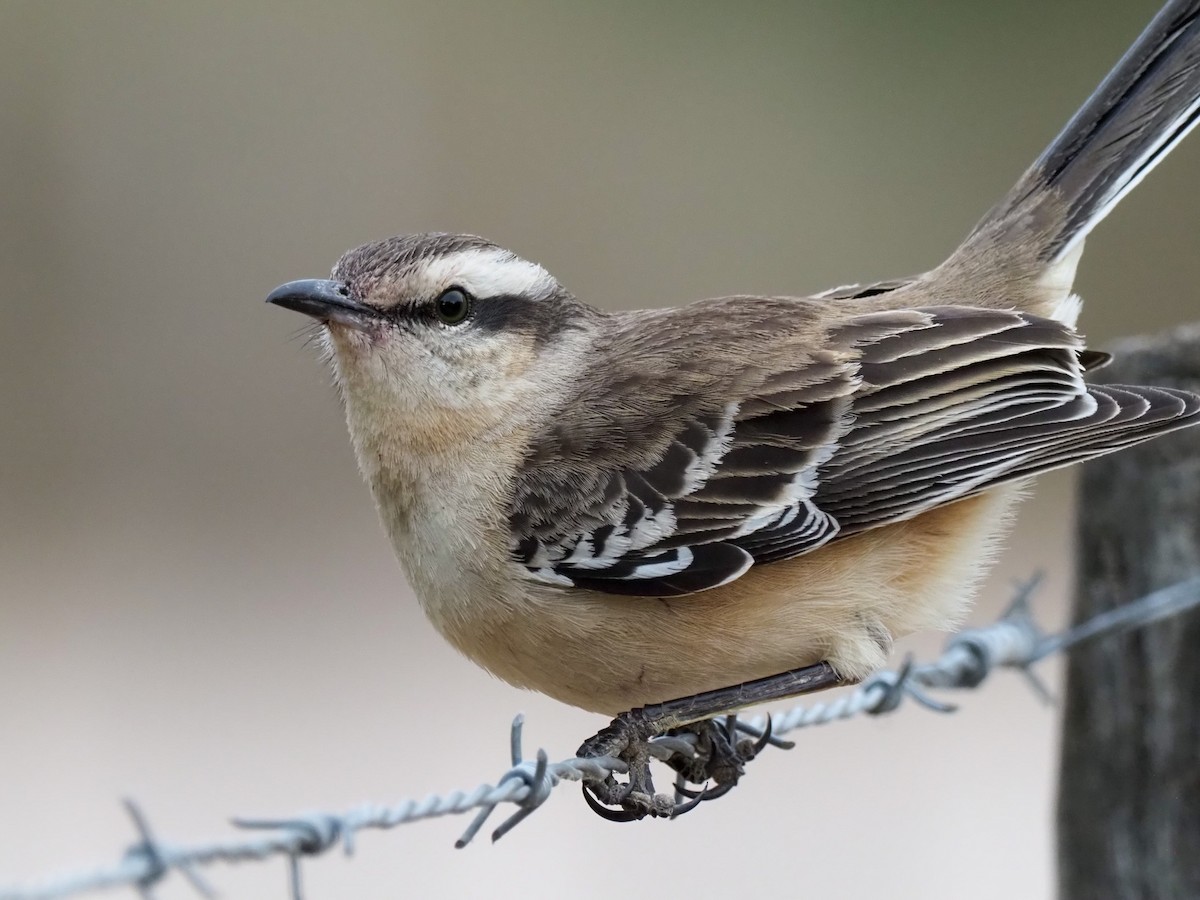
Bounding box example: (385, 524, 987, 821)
(511, 298, 1200, 594)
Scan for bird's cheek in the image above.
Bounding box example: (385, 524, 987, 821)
(328, 321, 390, 355)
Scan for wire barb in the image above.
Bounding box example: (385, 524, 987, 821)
(2, 576, 1198, 900)
(119, 799, 215, 900)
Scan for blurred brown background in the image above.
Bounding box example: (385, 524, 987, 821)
(2, 2, 1197, 898)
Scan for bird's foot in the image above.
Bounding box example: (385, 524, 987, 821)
(666, 714, 784, 810)
(577, 708, 676, 821)
(577, 710, 787, 821)
(576, 662, 839, 821)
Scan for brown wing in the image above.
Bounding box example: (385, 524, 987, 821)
(746, 307, 1198, 562)
(510, 298, 861, 595)
(511, 299, 1200, 592)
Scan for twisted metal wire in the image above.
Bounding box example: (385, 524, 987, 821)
(1, 575, 1197, 900)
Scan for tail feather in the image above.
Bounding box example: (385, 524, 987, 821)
(964, 0, 1200, 265)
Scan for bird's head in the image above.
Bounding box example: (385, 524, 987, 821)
(267, 233, 598, 457)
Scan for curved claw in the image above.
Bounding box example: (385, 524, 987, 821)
(733, 718, 796, 750)
(673, 782, 708, 800)
(670, 786, 709, 818)
(674, 775, 740, 802)
(582, 776, 635, 807)
(581, 784, 643, 822)
(697, 781, 736, 802)
(752, 715, 774, 756)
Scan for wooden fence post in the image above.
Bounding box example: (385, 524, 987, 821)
(1058, 324, 1200, 898)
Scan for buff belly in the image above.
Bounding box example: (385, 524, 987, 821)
(431, 486, 1022, 716)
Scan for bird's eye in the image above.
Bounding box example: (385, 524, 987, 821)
(434, 287, 472, 325)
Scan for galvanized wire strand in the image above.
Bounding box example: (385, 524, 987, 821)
(1, 575, 1197, 900)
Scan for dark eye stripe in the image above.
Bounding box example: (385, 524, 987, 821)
(379, 286, 590, 346)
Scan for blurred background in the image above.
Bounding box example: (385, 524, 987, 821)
(2, 2, 1198, 898)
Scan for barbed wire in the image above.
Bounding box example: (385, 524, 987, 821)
(2, 574, 1198, 900)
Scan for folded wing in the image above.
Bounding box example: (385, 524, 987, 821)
(510, 301, 1200, 594)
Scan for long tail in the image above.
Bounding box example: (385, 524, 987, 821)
(958, 0, 1200, 267)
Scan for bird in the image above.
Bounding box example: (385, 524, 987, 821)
(268, 0, 1200, 818)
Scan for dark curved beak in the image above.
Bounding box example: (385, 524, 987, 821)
(265, 279, 377, 331)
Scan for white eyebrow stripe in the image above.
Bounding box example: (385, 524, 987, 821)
(416, 247, 554, 299)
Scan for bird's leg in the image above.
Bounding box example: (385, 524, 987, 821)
(578, 661, 845, 820)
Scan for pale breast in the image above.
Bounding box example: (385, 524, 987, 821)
(429, 486, 1022, 715)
